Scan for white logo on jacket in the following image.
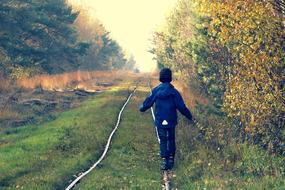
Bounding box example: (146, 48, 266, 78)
(162, 120, 168, 126)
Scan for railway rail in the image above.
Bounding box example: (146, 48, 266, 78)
(148, 78, 171, 190)
(65, 78, 184, 190)
(65, 84, 138, 190)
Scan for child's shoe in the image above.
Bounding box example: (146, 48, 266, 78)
(161, 157, 168, 170)
(167, 155, 175, 170)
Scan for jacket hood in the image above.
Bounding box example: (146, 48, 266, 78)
(156, 83, 175, 99)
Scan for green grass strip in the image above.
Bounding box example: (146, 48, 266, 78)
(74, 86, 161, 190)
(0, 89, 131, 190)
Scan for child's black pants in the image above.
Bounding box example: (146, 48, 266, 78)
(157, 127, 176, 158)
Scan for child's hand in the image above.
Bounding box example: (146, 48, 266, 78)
(139, 105, 145, 112)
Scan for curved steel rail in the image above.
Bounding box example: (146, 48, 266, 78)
(65, 87, 137, 190)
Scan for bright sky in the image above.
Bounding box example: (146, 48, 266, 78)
(69, 0, 178, 72)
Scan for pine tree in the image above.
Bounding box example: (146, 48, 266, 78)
(0, 0, 89, 75)
(71, 5, 128, 70)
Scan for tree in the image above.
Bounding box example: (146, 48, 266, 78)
(70, 4, 128, 70)
(152, 0, 285, 154)
(124, 54, 137, 71)
(0, 0, 89, 76)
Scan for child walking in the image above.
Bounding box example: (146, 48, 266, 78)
(139, 68, 193, 171)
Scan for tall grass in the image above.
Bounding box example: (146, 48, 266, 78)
(173, 81, 208, 109)
(17, 70, 139, 91)
(0, 73, 12, 93)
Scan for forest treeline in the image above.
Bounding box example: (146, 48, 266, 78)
(71, 3, 137, 71)
(0, 0, 135, 80)
(152, 0, 285, 155)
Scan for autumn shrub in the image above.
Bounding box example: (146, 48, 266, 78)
(251, 116, 285, 156)
(152, 0, 285, 154)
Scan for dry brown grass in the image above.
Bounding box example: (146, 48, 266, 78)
(18, 70, 139, 91)
(0, 74, 12, 93)
(0, 108, 19, 120)
(173, 81, 208, 109)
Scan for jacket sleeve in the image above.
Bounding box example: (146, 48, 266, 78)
(174, 90, 193, 120)
(139, 90, 156, 112)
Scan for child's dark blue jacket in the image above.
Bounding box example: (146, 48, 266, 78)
(139, 82, 192, 128)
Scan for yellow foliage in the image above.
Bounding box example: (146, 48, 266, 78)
(199, 0, 285, 130)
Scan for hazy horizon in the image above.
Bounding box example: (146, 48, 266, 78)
(69, 0, 178, 72)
